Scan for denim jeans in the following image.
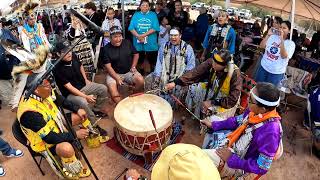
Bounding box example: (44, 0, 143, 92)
(255, 65, 284, 86)
(0, 137, 12, 155)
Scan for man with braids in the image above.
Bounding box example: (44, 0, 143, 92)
(200, 82, 283, 179)
(166, 49, 242, 119)
(19, 3, 51, 53)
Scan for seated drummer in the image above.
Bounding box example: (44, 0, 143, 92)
(103, 26, 144, 103)
(165, 49, 242, 118)
(146, 27, 195, 90)
(200, 82, 283, 179)
(17, 73, 91, 179)
(53, 41, 108, 137)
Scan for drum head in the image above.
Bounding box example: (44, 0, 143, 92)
(114, 94, 173, 133)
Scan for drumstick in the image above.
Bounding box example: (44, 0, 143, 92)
(170, 94, 202, 122)
(148, 110, 163, 150)
(114, 168, 128, 180)
(148, 110, 157, 130)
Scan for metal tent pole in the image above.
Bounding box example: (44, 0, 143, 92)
(290, 0, 296, 40)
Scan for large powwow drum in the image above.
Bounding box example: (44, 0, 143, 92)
(114, 94, 173, 156)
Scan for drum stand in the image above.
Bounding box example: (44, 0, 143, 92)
(24, 34, 99, 180)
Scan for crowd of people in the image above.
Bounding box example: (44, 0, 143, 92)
(0, 0, 320, 179)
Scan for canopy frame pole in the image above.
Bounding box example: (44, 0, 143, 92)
(290, 0, 296, 40)
(121, 0, 125, 38)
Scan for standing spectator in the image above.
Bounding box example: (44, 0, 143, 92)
(158, 16, 170, 46)
(252, 20, 261, 37)
(65, 15, 96, 80)
(162, 0, 170, 15)
(154, 1, 166, 19)
(20, 4, 51, 52)
(55, 14, 64, 35)
(263, 16, 282, 37)
(292, 29, 299, 43)
(0, 19, 20, 106)
(41, 12, 51, 34)
(62, 5, 67, 24)
(101, 8, 122, 46)
(0, 137, 23, 176)
(309, 30, 320, 54)
(296, 33, 310, 52)
(84, 2, 103, 49)
(167, 0, 175, 13)
(253, 16, 283, 78)
(84, 2, 103, 27)
(128, 0, 160, 74)
(168, 0, 189, 32)
(63, 12, 71, 29)
(195, 7, 209, 50)
(181, 15, 195, 44)
(201, 10, 236, 61)
(256, 21, 296, 86)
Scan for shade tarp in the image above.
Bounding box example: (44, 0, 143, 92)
(232, 0, 320, 21)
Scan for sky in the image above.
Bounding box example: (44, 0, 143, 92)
(0, 0, 15, 10)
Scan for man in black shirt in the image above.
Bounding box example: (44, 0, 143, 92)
(53, 41, 109, 135)
(103, 26, 144, 103)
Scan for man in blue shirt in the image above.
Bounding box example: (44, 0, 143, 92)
(128, 0, 160, 74)
(201, 10, 236, 61)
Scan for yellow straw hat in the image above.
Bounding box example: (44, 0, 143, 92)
(151, 144, 221, 180)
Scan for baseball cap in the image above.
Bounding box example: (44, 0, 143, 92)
(54, 40, 71, 53)
(151, 144, 221, 180)
(109, 26, 122, 36)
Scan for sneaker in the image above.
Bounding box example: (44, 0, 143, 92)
(95, 125, 108, 137)
(4, 148, 24, 158)
(0, 166, 5, 177)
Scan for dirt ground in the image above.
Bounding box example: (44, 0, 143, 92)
(0, 73, 320, 180)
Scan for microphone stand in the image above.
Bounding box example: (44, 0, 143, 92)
(25, 34, 99, 180)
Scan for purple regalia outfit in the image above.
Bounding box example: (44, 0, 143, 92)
(205, 109, 282, 175)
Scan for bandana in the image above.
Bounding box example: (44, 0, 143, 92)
(110, 26, 122, 35)
(212, 53, 227, 66)
(169, 29, 180, 35)
(250, 87, 280, 106)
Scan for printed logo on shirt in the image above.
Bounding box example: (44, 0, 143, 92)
(266, 42, 280, 61)
(137, 18, 152, 33)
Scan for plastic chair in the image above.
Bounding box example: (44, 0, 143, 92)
(11, 119, 45, 176)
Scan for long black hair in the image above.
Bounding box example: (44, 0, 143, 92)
(282, 20, 291, 40)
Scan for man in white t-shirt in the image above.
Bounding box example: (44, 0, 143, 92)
(256, 20, 296, 86)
